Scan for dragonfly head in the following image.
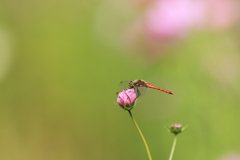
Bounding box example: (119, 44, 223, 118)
(128, 81, 135, 88)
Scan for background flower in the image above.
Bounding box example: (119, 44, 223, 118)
(123, 0, 240, 60)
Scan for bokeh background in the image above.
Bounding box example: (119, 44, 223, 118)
(1, 0, 240, 159)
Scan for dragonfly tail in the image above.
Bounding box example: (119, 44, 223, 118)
(146, 83, 174, 95)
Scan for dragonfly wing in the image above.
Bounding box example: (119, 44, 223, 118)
(135, 87, 148, 98)
(118, 81, 130, 90)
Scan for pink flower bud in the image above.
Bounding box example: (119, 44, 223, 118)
(167, 123, 186, 135)
(170, 123, 183, 129)
(117, 88, 137, 110)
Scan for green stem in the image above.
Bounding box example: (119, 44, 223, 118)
(128, 110, 152, 160)
(169, 135, 177, 160)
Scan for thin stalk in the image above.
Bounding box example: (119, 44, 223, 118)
(128, 110, 152, 160)
(169, 135, 177, 160)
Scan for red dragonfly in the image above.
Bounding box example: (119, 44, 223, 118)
(119, 79, 173, 97)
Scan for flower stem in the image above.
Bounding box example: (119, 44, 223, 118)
(128, 110, 153, 160)
(169, 135, 177, 160)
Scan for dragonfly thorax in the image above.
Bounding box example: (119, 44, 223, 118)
(129, 79, 147, 88)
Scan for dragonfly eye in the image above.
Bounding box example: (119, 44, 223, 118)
(128, 81, 134, 87)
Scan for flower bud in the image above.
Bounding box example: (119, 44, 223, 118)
(167, 123, 185, 135)
(116, 88, 137, 110)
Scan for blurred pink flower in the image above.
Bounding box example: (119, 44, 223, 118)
(117, 88, 137, 110)
(142, 0, 240, 38)
(124, 0, 240, 59)
(144, 0, 204, 38)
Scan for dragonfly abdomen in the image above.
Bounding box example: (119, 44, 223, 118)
(145, 83, 173, 95)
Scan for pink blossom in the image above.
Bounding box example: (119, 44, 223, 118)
(144, 0, 204, 38)
(117, 88, 137, 110)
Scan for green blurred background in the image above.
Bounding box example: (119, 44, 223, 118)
(1, 0, 240, 160)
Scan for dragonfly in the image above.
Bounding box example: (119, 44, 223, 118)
(119, 79, 173, 98)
